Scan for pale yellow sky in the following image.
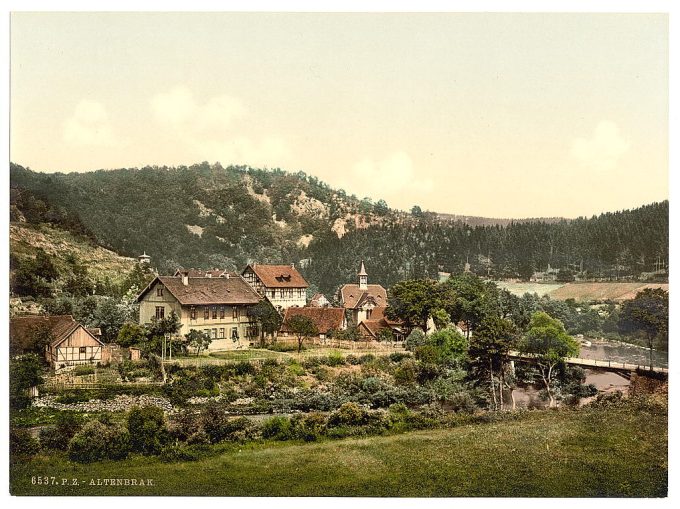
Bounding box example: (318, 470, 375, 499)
(10, 12, 668, 218)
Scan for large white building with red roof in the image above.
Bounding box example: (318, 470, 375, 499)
(137, 272, 262, 350)
(241, 263, 309, 311)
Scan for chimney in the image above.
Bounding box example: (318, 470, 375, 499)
(291, 262, 295, 268)
(181, 271, 189, 286)
(226, 273, 230, 279)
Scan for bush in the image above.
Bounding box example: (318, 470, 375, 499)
(39, 412, 84, 450)
(202, 403, 260, 443)
(285, 362, 305, 377)
(346, 354, 360, 365)
(168, 410, 202, 442)
(74, 365, 95, 376)
(262, 415, 293, 441)
(405, 329, 426, 351)
(389, 352, 410, 363)
(358, 354, 376, 364)
(291, 412, 327, 442)
(127, 406, 169, 455)
(328, 402, 369, 427)
(186, 430, 211, 445)
(221, 417, 261, 442)
(10, 427, 39, 457)
(68, 420, 130, 462)
(393, 359, 418, 385)
(325, 352, 346, 367)
(159, 443, 199, 462)
(234, 361, 257, 376)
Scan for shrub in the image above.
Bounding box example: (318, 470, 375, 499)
(10, 427, 39, 457)
(74, 365, 95, 376)
(325, 352, 346, 367)
(346, 354, 360, 365)
(262, 415, 293, 441)
(393, 359, 418, 385)
(291, 412, 327, 442)
(389, 352, 410, 363)
(267, 342, 303, 352)
(186, 430, 211, 445)
(234, 361, 257, 376)
(68, 420, 130, 462)
(447, 392, 478, 414)
(127, 406, 169, 455)
(159, 443, 199, 462)
(168, 410, 202, 442)
(223, 417, 261, 442)
(405, 329, 426, 351)
(39, 412, 84, 450)
(285, 362, 305, 377)
(328, 402, 369, 427)
(358, 354, 376, 364)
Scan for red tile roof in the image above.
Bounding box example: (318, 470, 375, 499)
(281, 307, 345, 334)
(10, 315, 102, 352)
(243, 264, 309, 288)
(339, 284, 387, 309)
(138, 276, 261, 306)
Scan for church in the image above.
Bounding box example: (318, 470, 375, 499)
(337, 261, 388, 326)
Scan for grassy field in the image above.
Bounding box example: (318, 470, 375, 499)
(11, 401, 667, 497)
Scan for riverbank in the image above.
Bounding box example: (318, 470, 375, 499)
(10, 398, 667, 497)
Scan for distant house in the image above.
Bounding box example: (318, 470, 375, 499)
(137, 272, 262, 350)
(241, 263, 309, 311)
(308, 293, 330, 307)
(338, 261, 387, 326)
(280, 307, 346, 340)
(356, 307, 406, 342)
(10, 315, 105, 369)
(138, 252, 151, 264)
(530, 264, 560, 282)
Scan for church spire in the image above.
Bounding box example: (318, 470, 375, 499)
(358, 260, 368, 290)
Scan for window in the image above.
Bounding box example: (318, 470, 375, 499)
(79, 346, 87, 354)
(212, 307, 218, 320)
(190, 307, 197, 320)
(366, 309, 372, 319)
(232, 307, 239, 319)
(156, 287, 163, 297)
(211, 328, 217, 339)
(155, 306, 165, 319)
(219, 328, 225, 339)
(203, 329, 210, 336)
(204, 307, 210, 319)
(231, 327, 239, 340)
(220, 306, 225, 319)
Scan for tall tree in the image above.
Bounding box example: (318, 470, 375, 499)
(517, 311, 579, 407)
(618, 288, 668, 368)
(285, 315, 318, 353)
(385, 279, 455, 333)
(248, 300, 283, 347)
(469, 316, 517, 410)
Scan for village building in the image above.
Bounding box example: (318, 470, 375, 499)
(138, 252, 151, 264)
(241, 263, 308, 311)
(10, 314, 106, 369)
(137, 272, 262, 350)
(280, 306, 347, 340)
(356, 307, 406, 342)
(308, 293, 330, 307)
(338, 261, 387, 326)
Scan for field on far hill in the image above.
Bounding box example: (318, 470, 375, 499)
(549, 282, 669, 302)
(11, 400, 666, 497)
(494, 281, 668, 302)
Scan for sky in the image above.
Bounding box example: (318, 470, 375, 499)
(9, 12, 668, 218)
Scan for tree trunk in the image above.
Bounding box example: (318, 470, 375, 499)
(489, 358, 497, 411)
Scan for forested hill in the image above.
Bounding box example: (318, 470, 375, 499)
(10, 163, 668, 297)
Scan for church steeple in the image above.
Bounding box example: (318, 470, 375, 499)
(358, 260, 368, 290)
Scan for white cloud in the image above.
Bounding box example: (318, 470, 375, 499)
(62, 100, 117, 146)
(150, 86, 285, 167)
(570, 121, 629, 171)
(336, 152, 434, 209)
